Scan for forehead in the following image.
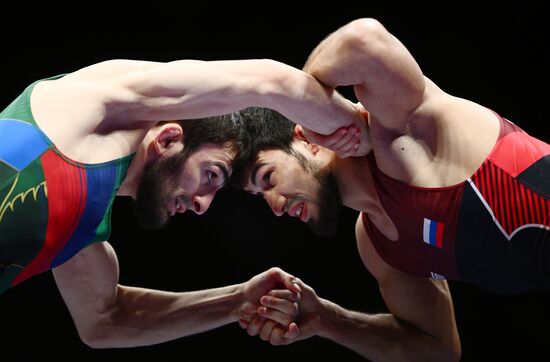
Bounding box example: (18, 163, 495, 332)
(254, 148, 290, 163)
(244, 148, 295, 191)
(192, 143, 236, 161)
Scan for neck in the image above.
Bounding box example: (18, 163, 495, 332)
(329, 152, 380, 213)
(117, 141, 150, 199)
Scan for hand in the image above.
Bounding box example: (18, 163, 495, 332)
(302, 125, 361, 158)
(236, 267, 300, 333)
(241, 277, 324, 346)
(302, 101, 371, 158)
(239, 288, 301, 345)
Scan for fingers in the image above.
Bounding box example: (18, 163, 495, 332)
(266, 322, 300, 346)
(258, 305, 295, 327)
(259, 320, 300, 346)
(335, 141, 361, 158)
(284, 278, 301, 294)
(238, 319, 249, 329)
(283, 322, 300, 340)
(268, 324, 297, 345)
(259, 319, 278, 341)
(305, 126, 361, 158)
(258, 294, 298, 326)
(267, 326, 288, 345)
(330, 127, 360, 149)
(245, 316, 267, 336)
(267, 289, 300, 302)
(242, 318, 300, 345)
(267, 267, 301, 293)
(330, 127, 361, 158)
(242, 289, 300, 335)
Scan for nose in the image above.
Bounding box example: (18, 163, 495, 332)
(264, 190, 286, 217)
(191, 193, 215, 215)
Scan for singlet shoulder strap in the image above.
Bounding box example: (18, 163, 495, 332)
(0, 74, 66, 127)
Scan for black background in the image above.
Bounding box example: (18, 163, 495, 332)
(1, 2, 548, 361)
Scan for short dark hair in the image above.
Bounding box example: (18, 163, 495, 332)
(230, 107, 296, 188)
(164, 112, 249, 173)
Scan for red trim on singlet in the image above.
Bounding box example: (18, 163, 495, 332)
(469, 117, 550, 235)
(363, 113, 550, 280)
(488, 126, 550, 177)
(12, 149, 87, 285)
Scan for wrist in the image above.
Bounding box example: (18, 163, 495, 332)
(230, 282, 247, 322)
(317, 297, 340, 339)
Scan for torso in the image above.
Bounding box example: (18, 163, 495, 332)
(0, 76, 137, 293)
(349, 81, 500, 239)
(369, 80, 500, 192)
(352, 84, 550, 293)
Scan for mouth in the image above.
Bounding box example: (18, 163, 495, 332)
(289, 202, 308, 222)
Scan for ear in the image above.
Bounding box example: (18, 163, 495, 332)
(293, 124, 307, 141)
(153, 123, 184, 156)
(293, 125, 321, 155)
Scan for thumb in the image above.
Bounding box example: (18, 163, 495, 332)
(283, 322, 300, 340)
(284, 277, 301, 294)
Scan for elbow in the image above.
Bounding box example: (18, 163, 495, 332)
(77, 323, 115, 349)
(442, 349, 461, 362)
(445, 327, 462, 362)
(73, 310, 121, 349)
(449, 340, 462, 362)
(80, 337, 106, 350)
(435, 339, 461, 362)
(340, 18, 390, 54)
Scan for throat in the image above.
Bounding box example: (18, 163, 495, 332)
(333, 155, 379, 213)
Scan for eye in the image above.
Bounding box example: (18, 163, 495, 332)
(207, 170, 216, 182)
(262, 170, 273, 186)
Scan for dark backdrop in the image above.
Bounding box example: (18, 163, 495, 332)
(1, 3, 548, 361)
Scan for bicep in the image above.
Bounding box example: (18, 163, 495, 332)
(52, 241, 120, 329)
(111, 59, 272, 121)
(355, 216, 459, 342)
(306, 18, 426, 131)
(62, 59, 267, 123)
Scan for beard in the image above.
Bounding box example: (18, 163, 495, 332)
(134, 152, 188, 230)
(307, 168, 342, 236)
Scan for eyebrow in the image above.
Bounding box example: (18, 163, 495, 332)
(214, 162, 230, 185)
(250, 162, 266, 187)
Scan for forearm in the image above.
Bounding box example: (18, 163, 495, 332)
(263, 61, 364, 135)
(122, 59, 364, 135)
(319, 299, 458, 362)
(85, 283, 244, 348)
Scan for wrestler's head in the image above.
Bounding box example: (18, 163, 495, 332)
(134, 113, 247, 230)
(233, 108, 342, 236)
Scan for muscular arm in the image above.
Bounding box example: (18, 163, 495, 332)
(303, 18, 427, 131)
(58, 58, 365, 135)
(53, 241, 298, 348)
(315, 217, 460, 361)
(255, 216, 460, 361)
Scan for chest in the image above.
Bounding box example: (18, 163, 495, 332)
(367, 105, 499, 188)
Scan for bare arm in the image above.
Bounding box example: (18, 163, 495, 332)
(253, 216, 460, 361)
(303, 18, 427, 131)
(314, 217, 460, 361)
(55, 59, 365, 136)
(52, 241, 299, 348)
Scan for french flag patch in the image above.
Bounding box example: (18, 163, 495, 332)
(423, 218, 444, 248)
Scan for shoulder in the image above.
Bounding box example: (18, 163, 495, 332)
(61, 59, 160, 82)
